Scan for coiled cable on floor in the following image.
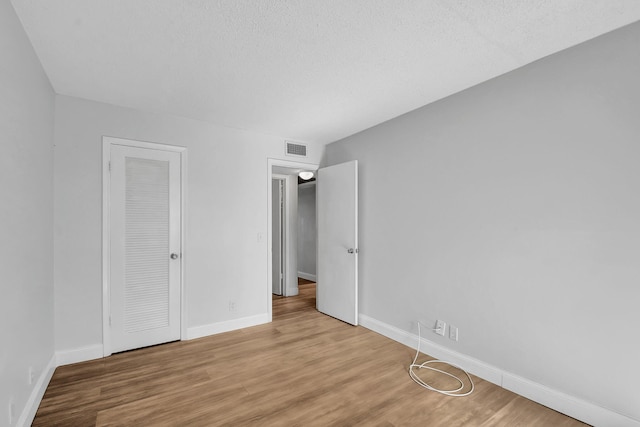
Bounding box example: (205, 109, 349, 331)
(408, 322, 474, 397)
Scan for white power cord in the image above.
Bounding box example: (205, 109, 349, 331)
(408, 322, 474, 397)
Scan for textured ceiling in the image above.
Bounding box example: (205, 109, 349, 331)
(11, 1, 640, 143)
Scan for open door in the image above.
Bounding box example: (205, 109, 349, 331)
(316, 160, 358, 325)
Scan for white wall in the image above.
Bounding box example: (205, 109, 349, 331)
(326, 22, 640, 423)
(53, 95, 324, 355)
(0, 1, 55, 425)
(297, 183, 317, 280)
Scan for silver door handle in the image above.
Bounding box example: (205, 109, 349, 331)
(347, 248, 357, 254)
(170, 253, 179, 260)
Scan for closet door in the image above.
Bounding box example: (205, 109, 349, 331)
(109, 143, 181, 353)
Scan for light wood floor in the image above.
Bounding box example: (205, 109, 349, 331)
(34, 280, 587, 426)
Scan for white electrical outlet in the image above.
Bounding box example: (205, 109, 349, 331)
(449, 325, 459, 341)
(434, 320, 446, 336)
(229, 300, 237, 312)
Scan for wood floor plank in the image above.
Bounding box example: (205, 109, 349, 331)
(33, 281, 588, 426)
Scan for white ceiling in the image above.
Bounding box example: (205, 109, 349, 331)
(11, 1, 640, 143)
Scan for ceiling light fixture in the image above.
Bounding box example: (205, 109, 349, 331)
(299, 171, 314, 180)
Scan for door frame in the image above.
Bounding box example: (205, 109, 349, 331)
(267, 158, 318, 322)
(102, 136, 187, 357)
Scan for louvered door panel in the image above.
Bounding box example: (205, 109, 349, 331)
(110, 143, 181, 354)
(124, 157, 170, 332)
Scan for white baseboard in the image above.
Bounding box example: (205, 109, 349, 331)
(298, 272, 316, 281)
(502, 373, 640, 427)
(186, 313, 269, 340)
(358, 314, 639, 427)
(55, 344, 104, 367)
(17, 354, 56, 427)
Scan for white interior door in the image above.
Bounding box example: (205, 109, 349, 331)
(109, 144, 181, 353)
(316, 160, 358, 325)
(272, 179, 284, 295)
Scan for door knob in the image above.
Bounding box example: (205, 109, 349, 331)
(347, 248, 356, 254)
(170, 253, 179, 260)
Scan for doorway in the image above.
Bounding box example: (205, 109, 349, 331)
(267, 159, 319, 321)
(271, 175, 316, 297)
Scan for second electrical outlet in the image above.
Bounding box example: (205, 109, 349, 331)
(449, 325, 459, 341)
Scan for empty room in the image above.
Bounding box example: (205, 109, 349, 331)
(2, 1, 639, 426)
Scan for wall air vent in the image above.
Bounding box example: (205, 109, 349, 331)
(285, 141, 307, 157)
